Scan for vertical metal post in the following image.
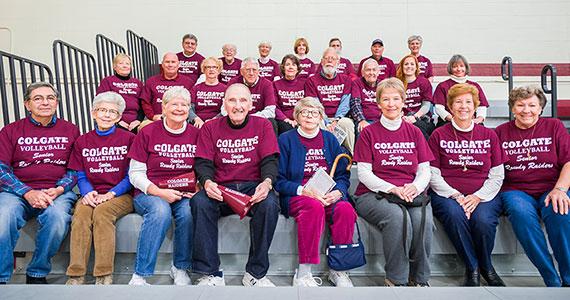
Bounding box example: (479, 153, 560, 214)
(501, 56, 514, 120)
(541, 64, 558, 119)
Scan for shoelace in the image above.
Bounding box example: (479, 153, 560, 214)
(198, 275, 218, 285)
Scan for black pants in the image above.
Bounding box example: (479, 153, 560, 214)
(191, 181, 280, 278)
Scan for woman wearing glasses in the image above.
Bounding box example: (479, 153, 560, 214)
(189, 57, 226, 128)
(65, 92, 135, 285)
(276, 97, 357, 287)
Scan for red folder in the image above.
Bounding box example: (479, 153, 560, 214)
(158, 172, 196, 192)
(219, 186, 252, 219)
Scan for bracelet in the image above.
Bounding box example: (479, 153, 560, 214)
(555, 187, 569, 192)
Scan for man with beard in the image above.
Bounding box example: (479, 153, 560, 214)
(305, 48, 355, 153)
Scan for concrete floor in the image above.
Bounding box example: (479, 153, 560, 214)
(6, 273, 546, 287)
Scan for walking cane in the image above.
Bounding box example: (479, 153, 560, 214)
(329, 153, 352, 177)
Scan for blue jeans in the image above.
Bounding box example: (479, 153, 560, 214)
(133, 194, 192, 277)
(430, 191, 503, 272)
(501, 190, 570, 287)
(0, 191, 77, 282)
(191, 181, 280, 279)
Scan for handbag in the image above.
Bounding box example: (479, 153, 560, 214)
(376, 191, 430, 261)
(326, 201, 366, 271)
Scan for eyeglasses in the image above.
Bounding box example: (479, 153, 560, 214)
(95, 107, 120, 118)
(300, 109, 320, 118)
(30, 95, 57, 103)
(204, 65, 219, 69)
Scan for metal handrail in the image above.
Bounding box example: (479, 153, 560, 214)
(541, 64, 557, 118)
(501, 56, 514, 120)
(0, 50, 53, 127)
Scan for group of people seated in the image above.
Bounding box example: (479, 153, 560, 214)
(0, 33, 569, 289)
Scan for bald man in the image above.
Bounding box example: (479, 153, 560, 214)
(192, 83, 280, 287)
(140, 52, 195, 121)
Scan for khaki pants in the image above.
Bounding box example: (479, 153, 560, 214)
(66, 194, 133, 277)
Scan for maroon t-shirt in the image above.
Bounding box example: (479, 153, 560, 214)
(68, 128, 135, 193)
(195, 116, 279, 185)
(316, 57, 357, 80)
(273, 77, 306, 120)
(190, 82, 226, 120)
(258, 59, 280, 80)
(496, 118, 570, 197)
(127, 121, 199, 194)
(357, 56, 396, 81)
(354, 121, 434, 195)
(0, 118, 79, 189)
(433, 79, 489, 116)
(404, 76, 433, 115)
(304, 73, 352, 118)
(219, 58, 242, 84)
(298, 57, 316, 80)
(417, 55, 433, 79)
(140, 74, 195, 119)
(299, 131, 328, 184)
(351, 77, 380, 121)
(177, 51, 205, 84)
(428, 123, 506, 195)
(97, 75, 143, 123)
(228, 76, 276, 114)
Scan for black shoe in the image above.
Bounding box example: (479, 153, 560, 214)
(481, 268, 506, 287)
(463, 269, 480, 286)
(0, 282, 6, 284)
(26, 275, 47, 284)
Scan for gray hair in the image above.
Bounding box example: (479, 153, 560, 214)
(222, 43, 237, 52)
(321, 47, 339, 60)
(407, 35, 423, 45)
(258, 41, 272, 48)
(24, 82, 59, 102)
(225, 83, 252, 102)
(293, 97, 325, 122)
(162, 86, 190, 105)
(182, 33, 198, 43)
(361, 58, 379, 70)
(92, 91, 126, 115)
(241, 57, 260, 69)
(447, 54, 470, 76)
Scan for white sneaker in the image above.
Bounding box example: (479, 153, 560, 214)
(242, 272, 276, 287)
(170, 265, 191, 286)
(328, 270, 354, 287)
(293, 269, 322, 287)
(196, 274, 225, 286)
(128, 274, 150, 286)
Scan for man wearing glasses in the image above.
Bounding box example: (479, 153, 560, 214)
(0, 82, 79, 284)
(304, 48, 355, 153)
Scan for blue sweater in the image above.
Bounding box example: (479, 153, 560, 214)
(276, 129, 350, 217)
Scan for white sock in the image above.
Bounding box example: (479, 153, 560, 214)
(298, 264, 312, 278)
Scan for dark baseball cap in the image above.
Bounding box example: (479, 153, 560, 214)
(371, 39, 384, 46)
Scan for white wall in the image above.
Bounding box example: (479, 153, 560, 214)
(1, 0, 569, 67)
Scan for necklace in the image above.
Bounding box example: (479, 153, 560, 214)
(517, 121, 538, 158)
(452, 126, 474, 172)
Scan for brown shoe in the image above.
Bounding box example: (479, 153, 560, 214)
(384, 278, 406, 287)
(95, 275, 113, 285)
(65, 276, 85, 285)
